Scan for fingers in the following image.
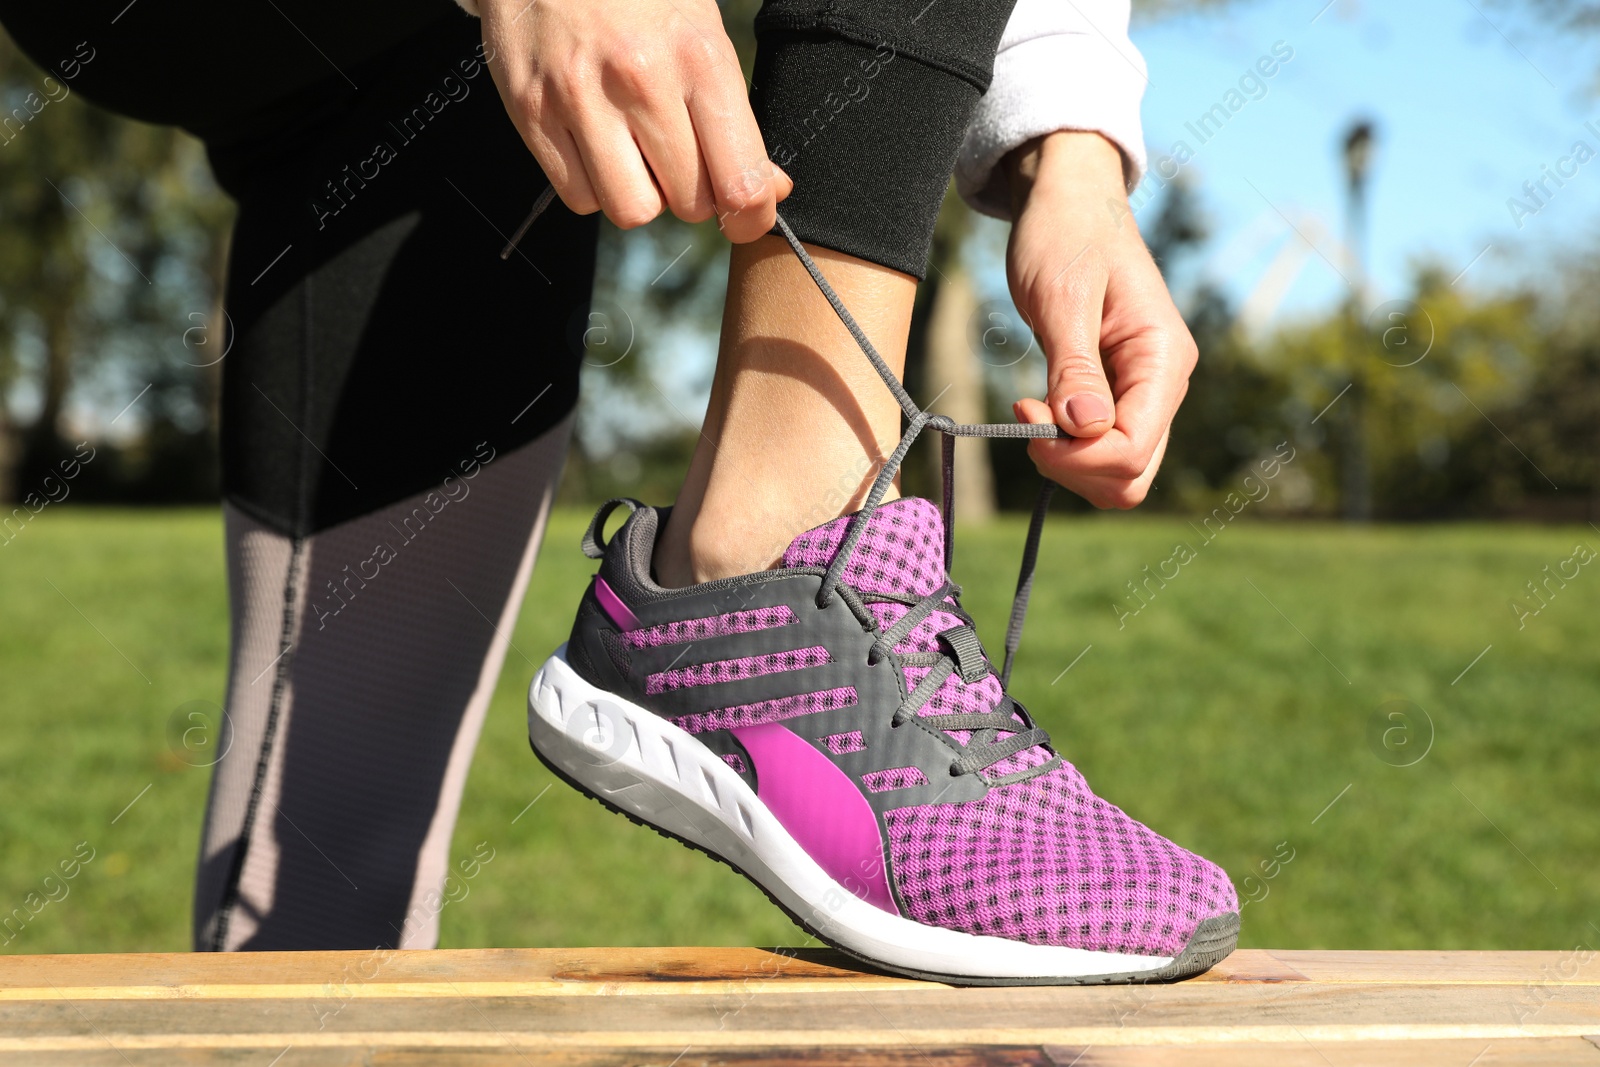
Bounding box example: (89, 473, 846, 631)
(770, 162, 794, 203)
(530, 123, 602, 216)
(632, 104, 715, 222)
(1016, 396, 1132, 482)
(1015, 399, 1171, 510)
(567, 116, 665, 229)
(688, 72, 782, 242)
(485, 0, 776, 236)
(1095, 334, 1192, 468)
(1016, 370, 1183, 485)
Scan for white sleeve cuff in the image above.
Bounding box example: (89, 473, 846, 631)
(454, 0, 480, 15)
(956, 2, 1149, 220)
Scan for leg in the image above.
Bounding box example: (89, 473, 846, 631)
(655, 2, 1023, 586)
(196, 420, 569, 950)
(193, 16, 598, 950)
(655, 239, 915, 587)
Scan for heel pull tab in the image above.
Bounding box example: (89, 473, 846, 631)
(581, 498, 643, 559)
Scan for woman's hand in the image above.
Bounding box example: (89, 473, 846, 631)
(1004, 131, 1198, 509)
(480, 0, 791, 241)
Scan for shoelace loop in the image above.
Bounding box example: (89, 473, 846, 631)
(769, 214, 1066, 786)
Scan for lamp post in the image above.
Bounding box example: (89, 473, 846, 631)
(1341, 119, 1376, 522)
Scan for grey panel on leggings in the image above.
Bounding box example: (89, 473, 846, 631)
(194, 417, 571, 951)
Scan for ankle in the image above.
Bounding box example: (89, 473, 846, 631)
(655, 480, 900, 589)
(655, 492, 796, 588)
(654, 507, 773, 588)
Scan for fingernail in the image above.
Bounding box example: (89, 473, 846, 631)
(1064, 393, 1111, 427)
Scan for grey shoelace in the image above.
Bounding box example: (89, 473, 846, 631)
(768, 213, 1065, 784)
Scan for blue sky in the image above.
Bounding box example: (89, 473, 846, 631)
(1122, 0, 1600, 324)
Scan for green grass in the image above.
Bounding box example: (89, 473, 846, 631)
(1, 506, 1596, 955)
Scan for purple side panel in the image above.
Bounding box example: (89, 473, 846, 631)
(646, 646, 831, 695)
(673, 686, 857, 734)
(732, 722, 897, 915)
(862, 766, 929, 793)
(594, 577, 639, 632)
(822, 729, 866, 755)
(624, 606, 798, 649)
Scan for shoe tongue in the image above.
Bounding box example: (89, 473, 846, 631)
(780, 497, 945, 597)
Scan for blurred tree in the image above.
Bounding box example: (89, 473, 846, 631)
(1518, 1, 1600, 34)
(1502, 247, 1600, 517)
(0, 33, 105, 498)
(1144, 175, 1296, 508)
(1265, 266, 1545, 517)
(1146, 171, 1208, 273)
(903, 187, 993, 514)
(0, 29, 231, 503)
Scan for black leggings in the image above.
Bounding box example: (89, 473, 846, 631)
(0, 1, 1017, 948)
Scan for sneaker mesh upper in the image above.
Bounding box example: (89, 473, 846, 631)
(885, 772, 1238, 956)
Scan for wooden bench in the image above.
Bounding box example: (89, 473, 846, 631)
(1, 947, 1596, 1065)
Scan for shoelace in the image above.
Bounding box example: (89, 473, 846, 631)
(769, 214, 1066, 785)
(507, 196, 1068, 785)
(852, 575, 1059, 784)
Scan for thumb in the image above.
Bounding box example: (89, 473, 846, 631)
(1034, 276, 1115, 437)
(770, 162, 794, 203)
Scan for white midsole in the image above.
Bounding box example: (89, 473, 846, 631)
(527, 645, 1172, 980)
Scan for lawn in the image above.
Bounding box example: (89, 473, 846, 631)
(1, 506, 1596, 956)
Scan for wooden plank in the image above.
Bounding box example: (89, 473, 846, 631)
(0, 985, 1597, 1046)
(0, 946, 919, 1001)
(0, 1049, 1055, 1067)
(1195, 950, 1308, 984)
(0, 949, 1596, 1065)
(1044, 1038, 1600, 1066)
(3, 948, 1591, 1001)
(1271, 951, 1600, 986)
(3, 1042, 1599, 1067)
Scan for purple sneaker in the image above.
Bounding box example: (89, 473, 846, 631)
(529, 495, 1238, 984)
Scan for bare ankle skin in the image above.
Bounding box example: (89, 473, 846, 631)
(655, 235, 917, 588)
